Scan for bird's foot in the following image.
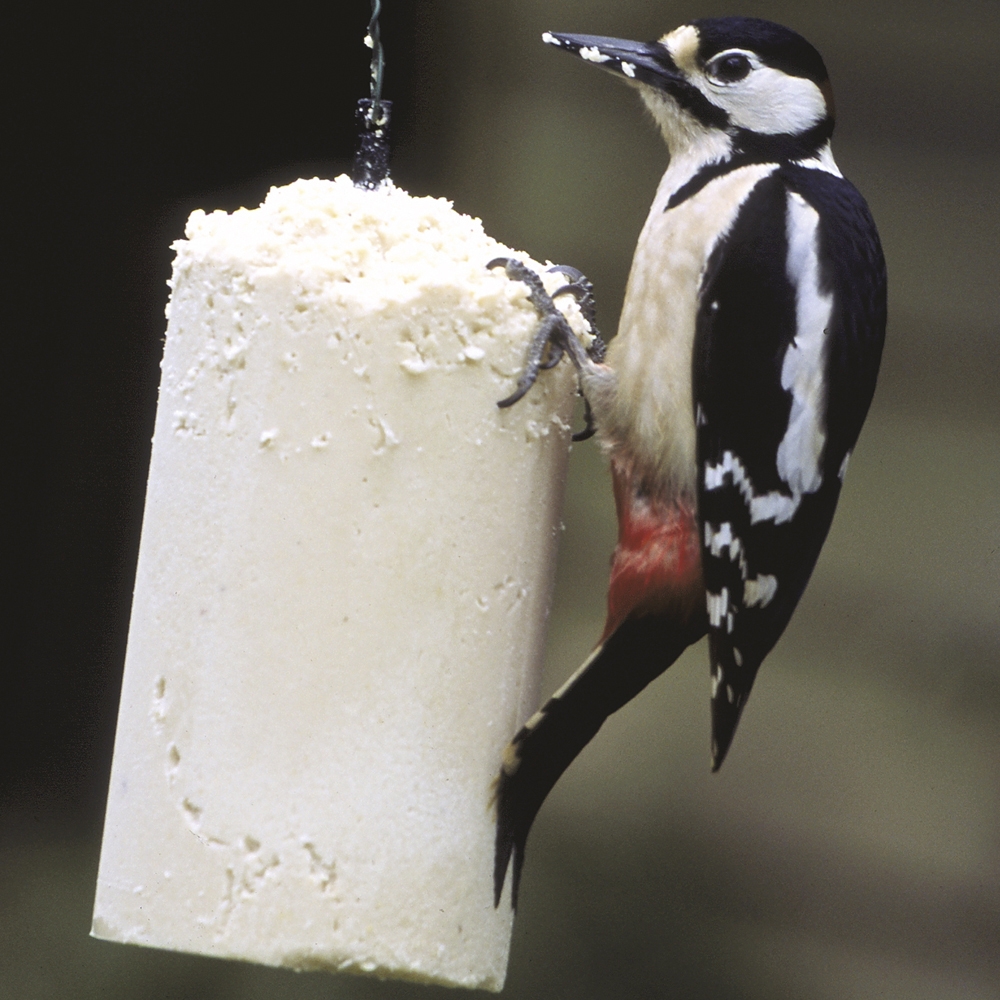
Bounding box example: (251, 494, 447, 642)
(488, 258, 605, 441)
(545, 265, 606, 364)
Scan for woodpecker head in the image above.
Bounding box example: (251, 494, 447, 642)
(543, 17, 835, 163)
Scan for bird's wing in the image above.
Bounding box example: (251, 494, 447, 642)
(693, 166, 886, 770)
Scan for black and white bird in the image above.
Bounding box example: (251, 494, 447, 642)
(493, 17, 886, 907)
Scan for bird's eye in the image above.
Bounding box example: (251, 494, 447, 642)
(709, 53, 752, 83)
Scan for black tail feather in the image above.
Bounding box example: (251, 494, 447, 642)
(493, 613, 705, 907)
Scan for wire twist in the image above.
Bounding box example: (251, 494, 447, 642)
(366, 0, 384, 123)
(353, 0, 392, 188)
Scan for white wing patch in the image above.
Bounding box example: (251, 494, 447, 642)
(779, 192, 832, 496)
(704, 520, 779, 611)
(707, 588, 730, 629)
(704, 191, 831, 525)
(705, 586, 729, 634)
(704, 451, 798, 524)
(743, 574, 778, 608)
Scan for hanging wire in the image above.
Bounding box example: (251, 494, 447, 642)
(353, 0, 392, 188)
(366, 0, 385, 119)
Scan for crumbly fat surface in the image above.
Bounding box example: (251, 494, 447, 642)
(173, 175, 591, 366)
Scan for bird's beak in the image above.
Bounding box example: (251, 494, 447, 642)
(542, 31, 685, 89)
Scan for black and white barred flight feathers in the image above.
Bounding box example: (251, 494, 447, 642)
(493, 17, 886, 908)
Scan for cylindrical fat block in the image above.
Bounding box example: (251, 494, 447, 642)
(92, 177, 588, 991)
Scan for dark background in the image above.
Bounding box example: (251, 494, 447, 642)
(5, 1, 999, 997)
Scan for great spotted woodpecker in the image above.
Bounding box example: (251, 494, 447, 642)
(493, 17, 886, 908)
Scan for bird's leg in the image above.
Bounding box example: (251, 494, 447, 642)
(545, 265, 607, 441)
(488, 258, 606, 439)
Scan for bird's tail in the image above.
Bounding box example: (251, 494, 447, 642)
(493, 612, 705, 907)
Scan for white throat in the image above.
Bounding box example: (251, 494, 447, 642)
(637, 85, 734, 198)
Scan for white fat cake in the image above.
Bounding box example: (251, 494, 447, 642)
(91, 176, 589, 991)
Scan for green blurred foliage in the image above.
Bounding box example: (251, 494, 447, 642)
(5, 0, 998, 997)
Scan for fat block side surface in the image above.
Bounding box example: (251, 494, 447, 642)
(92, 177, 587, 991)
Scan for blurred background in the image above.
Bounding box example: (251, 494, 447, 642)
(5, 0, 998, 997)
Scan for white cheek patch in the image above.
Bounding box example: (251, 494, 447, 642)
(704, 67, 827, 135)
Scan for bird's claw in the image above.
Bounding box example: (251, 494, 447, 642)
(489, 258, 605, 438)
(573, 396, 598, 442)
(540, 341, 564, 370)
(547, 266, 594, 322)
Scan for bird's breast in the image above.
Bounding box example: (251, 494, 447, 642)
(601, 161, 779, 502)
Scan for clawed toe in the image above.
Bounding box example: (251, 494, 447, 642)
(490, 259, 605, 431)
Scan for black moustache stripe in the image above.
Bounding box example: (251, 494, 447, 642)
(665, 118, 836, 212)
